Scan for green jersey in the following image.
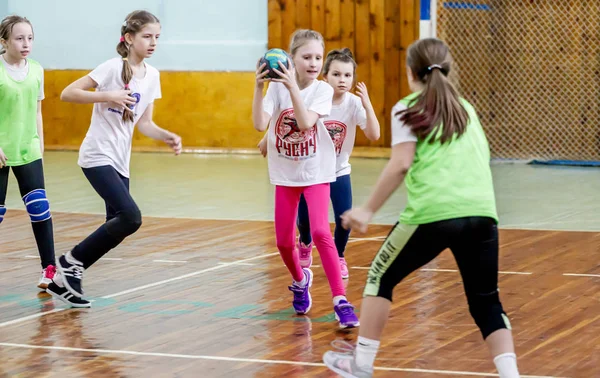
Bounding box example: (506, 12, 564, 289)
(0, 57, 43, 166)
(393, 93, 498, 224)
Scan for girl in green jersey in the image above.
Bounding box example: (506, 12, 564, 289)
(323, 38, 520, 378)
(0, 15, 56, 291)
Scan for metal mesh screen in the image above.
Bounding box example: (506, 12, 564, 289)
(437, 1, 600, 161)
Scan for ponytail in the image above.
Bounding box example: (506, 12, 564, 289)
(116, 38, 134, 123)
(115, 10, 160, 123)
(396, 38, 469, 144)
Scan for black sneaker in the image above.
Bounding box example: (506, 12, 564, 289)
(46, 282, 91, 308)
(57, 254, 85, 298)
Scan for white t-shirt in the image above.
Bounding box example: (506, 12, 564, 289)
(324, 92, 367, 177)
(263, 80, 336, 186)
(0, 55, 44, 100)
(390, 102, 418, 146)
(78, 57, 162, 178)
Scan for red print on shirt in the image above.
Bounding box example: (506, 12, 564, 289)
(324, 120, 347, 155)
(275, 108, 317, 160)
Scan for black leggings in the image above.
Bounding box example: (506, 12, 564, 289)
(0, 159, 55, 268)
(364, 216, 510, 339)
(70, 165, 142, 269)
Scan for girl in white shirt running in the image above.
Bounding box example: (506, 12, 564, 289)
(47, 10, 182, 308)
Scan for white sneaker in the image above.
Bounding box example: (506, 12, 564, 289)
(37, 265, 56, 289)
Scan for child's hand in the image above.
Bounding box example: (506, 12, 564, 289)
(108, 90, 136, 111)
(271, 61, 297, 91)
(356, 82, 373, 110)
(257, 135, 268, 157)
(0, 147, 7, 168)
(341, 207, 373, 234)
(164, 132, 182, 155)
(255, 61, 270, 90)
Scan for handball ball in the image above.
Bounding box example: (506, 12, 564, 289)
(260, 48, 291, 79)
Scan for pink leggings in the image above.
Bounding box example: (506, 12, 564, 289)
(275, 183, 345, 297)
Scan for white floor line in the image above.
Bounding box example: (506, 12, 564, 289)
(103, 252, 280, 299)
(0, 342, 563, 378)
(353, 267, 534, 275)
(0, 309, 66, 329)
(347, 236, 387, 243)
(102, 258, 123, 261)
(0, 252, 280, 328)
(217, 262, 256, 266)
(563, 273, 600, 278)
(152, 260, 188, 263)
(421, 268, 458, 273)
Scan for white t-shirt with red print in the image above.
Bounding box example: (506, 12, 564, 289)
(324, 92, 367, 177)
(263, 80, 336, 187)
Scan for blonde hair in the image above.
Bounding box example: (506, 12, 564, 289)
(0, 15, 33, 55)
(288, 29, 324, 57)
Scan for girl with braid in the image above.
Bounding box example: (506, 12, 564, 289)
(47, 10, 182, 307)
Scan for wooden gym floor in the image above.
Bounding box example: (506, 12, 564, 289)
(0, 152, 598, 377)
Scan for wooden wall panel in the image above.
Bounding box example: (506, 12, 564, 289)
(281, 0, 298, 50)
(268, 0, 283, 51)
(340, 0, 355, 51)
(311, 0, 327, 45)
(384, 0, 402, 148)
(368, 0, 386, 146)
(297, 0, 312, 28)
(325, 0, 342, 52)
(268, 0, 420, 147)
(42, 70, 261, 150)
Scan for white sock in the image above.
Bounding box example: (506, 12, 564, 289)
(65, 251, 83, 266)
(355, 336, 380, 369)
(293, 272, 307, 287)
(333, 295, 347, 306)
(53, 272, 65, 288)
(494, 353, 520, 378)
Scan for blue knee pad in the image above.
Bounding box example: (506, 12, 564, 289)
(0, 205, 5, 224)
(22, 189, 51, 222)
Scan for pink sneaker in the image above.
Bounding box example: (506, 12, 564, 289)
(298, 240, 313, 268)
(38, 264, 56, 289)
(339, 258, 349, 279)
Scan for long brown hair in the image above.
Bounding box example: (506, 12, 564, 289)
(0, 15, 33, 55)
(117, 10, 160, 123)
(396, 38, 468, 144)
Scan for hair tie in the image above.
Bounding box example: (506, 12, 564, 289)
(122, 57, 128, 62)
(124, 84, 130, 90)
(119, 36, 125, 42)
(418, 64, 448, 79)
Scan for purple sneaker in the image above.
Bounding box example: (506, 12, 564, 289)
(288, 268, 313, 315)
(334, 300, 360, 329)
